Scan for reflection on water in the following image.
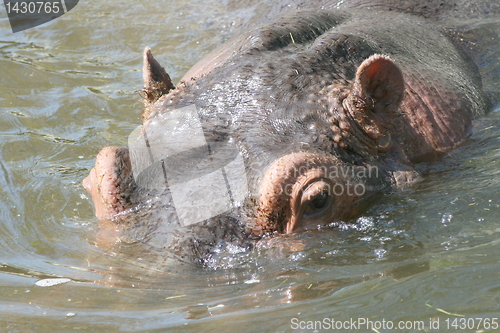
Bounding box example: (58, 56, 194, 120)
(0, 0, 500, 331)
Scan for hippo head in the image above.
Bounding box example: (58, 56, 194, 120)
(83, 12, 416, 260)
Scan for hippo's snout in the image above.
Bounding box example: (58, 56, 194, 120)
(83, 146, 135, 220)
(84, 145, 252, 259)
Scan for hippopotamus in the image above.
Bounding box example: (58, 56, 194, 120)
(83, 0, 489, 262)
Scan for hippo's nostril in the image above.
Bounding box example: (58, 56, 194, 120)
(84, 146, 135, 220)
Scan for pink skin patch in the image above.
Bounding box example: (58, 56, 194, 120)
(255, 152, 365, 236)
(83, 146, 128, 221)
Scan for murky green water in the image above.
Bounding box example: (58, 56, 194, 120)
(1, 1, 500, 332)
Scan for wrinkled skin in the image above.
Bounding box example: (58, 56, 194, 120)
(83, 0, 494, 262)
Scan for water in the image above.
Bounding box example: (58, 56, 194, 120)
(1, 1, 500, 332)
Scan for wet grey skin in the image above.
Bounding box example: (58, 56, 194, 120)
(83, 0, 489, 263)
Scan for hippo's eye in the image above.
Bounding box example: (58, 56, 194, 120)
(304, 190, 328, 214)
(301, 180, 333, 218)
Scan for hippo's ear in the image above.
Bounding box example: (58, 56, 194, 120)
(342, 55, 404, 154)
(351, 54, 405, 115)
(141, 47, 175, 105)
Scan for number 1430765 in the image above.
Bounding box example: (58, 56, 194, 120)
(445, 317, 498, 330)
(5, 1, 61, 14)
